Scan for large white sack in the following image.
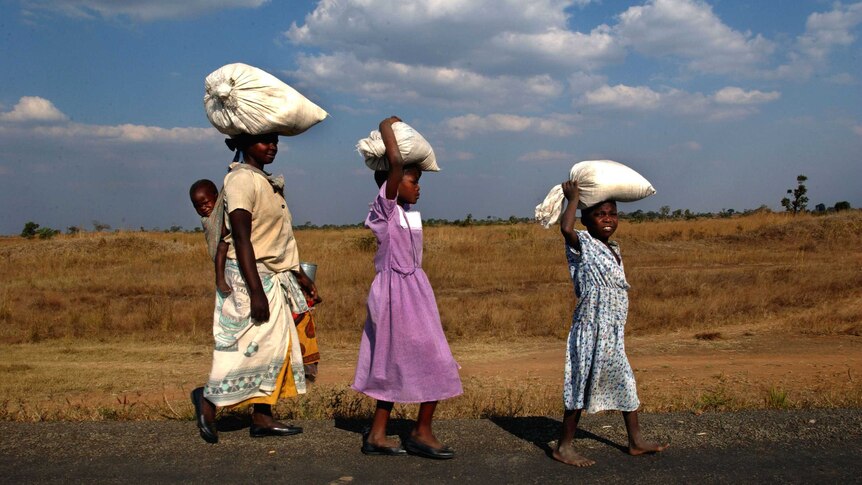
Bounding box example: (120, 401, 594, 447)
(535, 160, 656, 228)
(204, 63, 328, 137)
(356, 121, 440, 172)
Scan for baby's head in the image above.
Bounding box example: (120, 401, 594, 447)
(375, 164, 422, 205)
(189, 179, 218, 217)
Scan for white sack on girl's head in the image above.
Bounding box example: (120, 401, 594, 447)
(204, 63, 328, 137)
(356, 121, 440, 172)
(535, 160, 656, 228)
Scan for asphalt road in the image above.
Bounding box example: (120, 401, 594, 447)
(1, 409, 860, 484)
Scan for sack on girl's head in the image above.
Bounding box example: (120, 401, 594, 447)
(569, 160, 655, 208)
(356, 121, 440, 172)
(535, 160, 656, 228)
(204, 63, 328, 137)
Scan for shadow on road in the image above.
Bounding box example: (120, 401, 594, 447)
(489, 416, 627, 456)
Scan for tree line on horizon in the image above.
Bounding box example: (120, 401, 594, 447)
(15, 174, 855, 239)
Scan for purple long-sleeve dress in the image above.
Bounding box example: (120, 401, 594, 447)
(352, 182, 463, 403)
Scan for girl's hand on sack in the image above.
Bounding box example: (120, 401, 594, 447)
(562, 180, 579, 201)
(379, 116, 401, 130)
(250, 289, 270, 322)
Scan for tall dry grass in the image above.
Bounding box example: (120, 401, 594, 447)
(0, 211, 860, 345)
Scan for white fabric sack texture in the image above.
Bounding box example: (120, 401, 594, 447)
(535, 160, 656, 228)
(204, 63, 328, 137)
(356, 121, 440, 172)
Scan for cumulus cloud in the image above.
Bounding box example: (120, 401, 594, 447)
(581, 84, 663, 111)
(580, 84, 779, 120)
(290, 53, 563, 109)
(712, 87, 780, 105)
(0, 96, 214, 143)
(442, 114, 580, 139)
(21, 0, 268, 21)
(285, 0, 619, 106)
(798, 2, 862, 62)
(615, 0, 774, 75)
(0, 96, 68, 122)
(774, 2, 862, 79)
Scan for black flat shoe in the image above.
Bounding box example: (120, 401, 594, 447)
(249, 423, 303, 438)
(361, 433, 407, 456)
(403, 437, 455, 460)
(190, 388, 218, 444)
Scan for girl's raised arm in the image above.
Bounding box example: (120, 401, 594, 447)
(379, 116, 404, 200)
(560, 180, 580, 250)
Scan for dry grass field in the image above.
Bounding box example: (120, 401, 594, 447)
(1, 211, 860, 421)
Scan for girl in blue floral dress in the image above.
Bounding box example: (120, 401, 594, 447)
(553, 180, 668, 467)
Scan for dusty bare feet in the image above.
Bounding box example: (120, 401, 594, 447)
(628, 440, 669, 456)
(552, 443, 595, 467)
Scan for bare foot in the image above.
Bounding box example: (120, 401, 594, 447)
(628, 440, 669, 456)
(552, 444, 595, 467)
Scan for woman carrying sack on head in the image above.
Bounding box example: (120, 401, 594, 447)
(191, 132, 321, 443)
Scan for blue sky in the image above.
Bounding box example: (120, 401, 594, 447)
(1, 0, 860, 234)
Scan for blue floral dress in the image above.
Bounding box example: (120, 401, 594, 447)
(563, 230, 640, 413)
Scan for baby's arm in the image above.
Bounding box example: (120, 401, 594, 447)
(560, 180, 581, 250)
(215, 222, 231, 294)
(379, 116, 404, 200)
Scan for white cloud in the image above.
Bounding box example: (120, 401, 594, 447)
(30, 123, 215, 142)
(615, 0, 774, 75)
(21, 0, 268, 21)
(0, 96, 68, 122)
(797, 2, 862, 62)
(285, 0, 615, 105)
(488, 25, 625, 71)
(0, 96, 215, 143)
(517, 149, 572, 162)
(771, 2, 862, 79)
(290, 53, 563, 109)
(712, 87, 780, 105)
(582, 84, 663, 110)
(442, 113, 580, 139)
(580, 84, 779, 120)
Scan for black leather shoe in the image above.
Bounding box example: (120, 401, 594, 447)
(249, 422, 303, 438)
(403, 437, 455, 460)
(190, 388, 218, 444)
(361, 432, 407, 456)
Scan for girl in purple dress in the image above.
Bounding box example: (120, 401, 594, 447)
(352, 116, 462, 459)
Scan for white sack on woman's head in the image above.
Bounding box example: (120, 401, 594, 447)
(356, 121, 440, 172)
(535, 160, 656, 228)
(204, 63, 328, 137)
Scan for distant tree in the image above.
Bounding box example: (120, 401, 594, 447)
(92, 220, 111, 232)
(834, 201, 851, 212)
(169, 225, 183, 233)
(659, 206, 671, 219)
(814, 203, 826, 213)
(21, 221, 39, 239)
(780, 174, 808, 214)
(36, 227, 59, 239)
(66, 226, 81, 235)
